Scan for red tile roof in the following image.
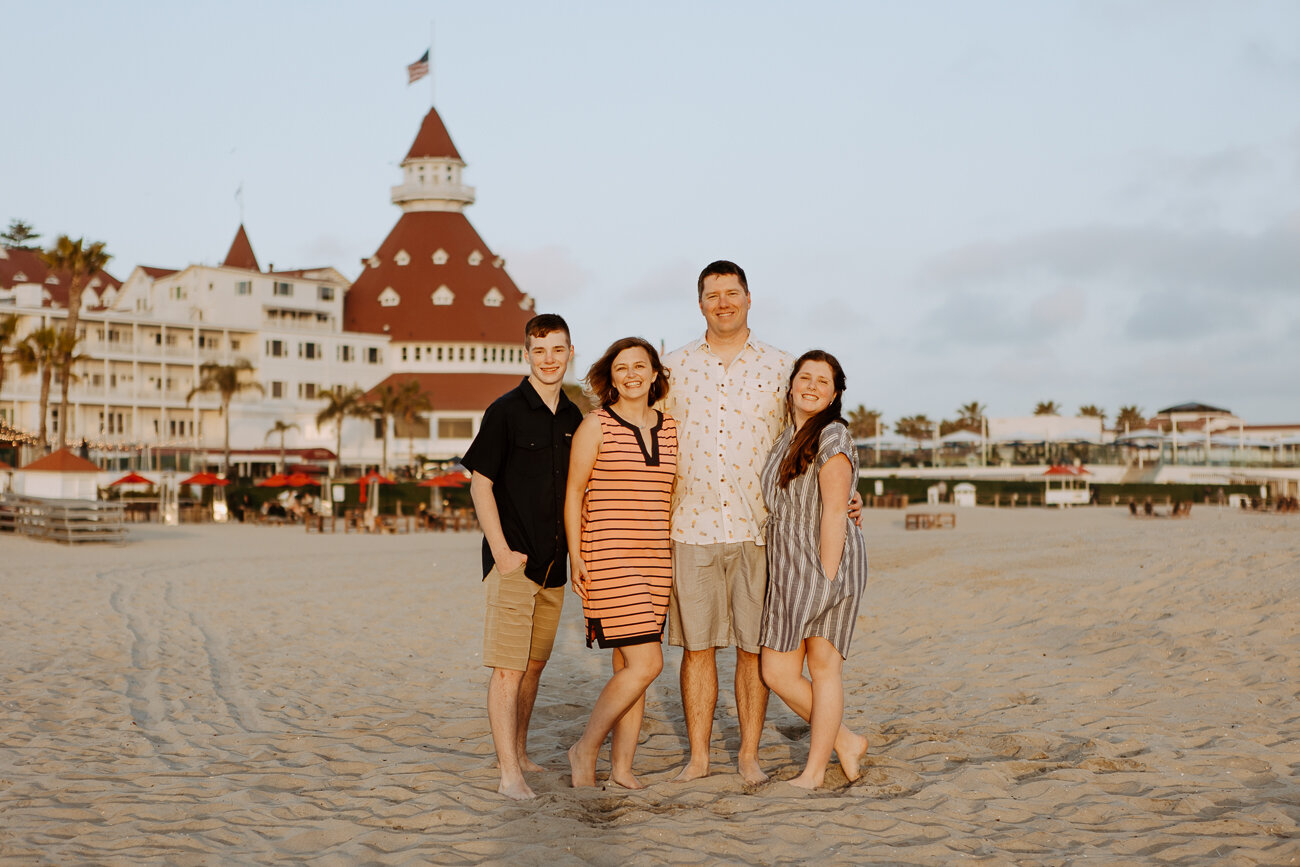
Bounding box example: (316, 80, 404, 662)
(140, 265, 178, 279)
(362, 372, 527, 413)
(223, 224, 261, 271)
(0, 247, 121, 306)
(21, 448, 101, 473)
(405, 106, 463, 162)
(343, 211, 534, 343)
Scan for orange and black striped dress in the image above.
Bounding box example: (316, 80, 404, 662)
(579, 407, 678, 648)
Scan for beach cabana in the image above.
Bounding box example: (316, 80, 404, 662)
(14, 449, 102, 500)
(109, 471, 156, 487)
(1043, 465, 1091, 507)
(419, 471, 468, 515)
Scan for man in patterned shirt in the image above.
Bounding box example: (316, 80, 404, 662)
(660, 260, 794, 784)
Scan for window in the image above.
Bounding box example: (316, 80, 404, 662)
(431, 285, 454, 306)
(337, 345, 354, 362)
(236, 280, 252, 295)
(231, 339, 241, 350)
(414, 347, 421, 361)
(438, 418, 474, 439)
(299, 342, 322, 360)
(469, 347, 476, 361)
(298, 382, 319, 399)
(458, 347, 465, 361)
(367, 347, 381, 364)
(373, 418, 386, 439)
(270, 381, 285, 399)
(483, 287, 504, 307)
(394, 250, 410, 266)
(274, 281, 293, 297)
(436, 347, 444, 361)
(318, 285, 335, 301)
(379, 287, 400, 307)
(401, 346, 408, 361)
(266, 339, 286, 358)
(172, 285, 186, 300)
(432, 248, 448, 265)
(468, 250, 483, 266)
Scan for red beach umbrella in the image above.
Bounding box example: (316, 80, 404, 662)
(353, 471, 395, 486)
(418, 472, 468, 488)
(109, 471, 156, 486)
(257, 472, 291, 487)
(179, 472, 230, 487)
(283, 472, 315, 487)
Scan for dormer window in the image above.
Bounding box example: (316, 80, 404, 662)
(432, 248, 449, 265)
(492, 256, 504, 268)
(432, 285, 455, 306)
(368, 255, 381, 268)
(379, 287, 401, 307)
(468, 250, 483, 267)
(45, 275, 59, 285)
(12, 271, 26, 282)
(395, 249, 411, 266)
(484, 288, 504, 307)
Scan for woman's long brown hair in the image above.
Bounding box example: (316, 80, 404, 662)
(777, 350, 848, 488)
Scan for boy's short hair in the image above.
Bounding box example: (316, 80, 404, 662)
(525, 313, 571, 348)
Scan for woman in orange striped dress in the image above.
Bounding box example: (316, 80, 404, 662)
(564, 337, 677, 789)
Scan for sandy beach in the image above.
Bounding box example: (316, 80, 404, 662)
(1, 506, 1297, 865)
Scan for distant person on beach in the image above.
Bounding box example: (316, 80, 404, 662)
(758, 350, 870, 788)
(660, 260, 861, 784)
(463, 314, 582, 800)
(564, 337, 678, 789)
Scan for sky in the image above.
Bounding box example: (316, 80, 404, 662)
(4, 0, 1298, 426)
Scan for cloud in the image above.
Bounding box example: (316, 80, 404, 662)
(1123, 289, 1255, 340)
(918, 218, 1300, 297)
(498, 244, 594, 303)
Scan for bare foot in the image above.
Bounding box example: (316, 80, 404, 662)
(788, 770, 823, 790)
(609, 770, 644, 790)
(498, 776, 537, 800)
(671, 758, 710, 782)
(836, 732, 869, 783)
(738, 756, 769, 785)
(567, 742, 598, 788)
(518, 755, 546, 773)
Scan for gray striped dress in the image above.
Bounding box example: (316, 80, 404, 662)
(759, 422, 868, 657)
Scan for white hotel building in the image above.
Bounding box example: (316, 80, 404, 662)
(0, 106, 536, 474)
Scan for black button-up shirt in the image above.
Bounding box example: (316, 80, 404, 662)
(462, 377, 582, 588)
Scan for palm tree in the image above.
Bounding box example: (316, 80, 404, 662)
(41, 235, 111, 447)
(955, 401, 986, 433)
(316, 386, 367, 474)
(1078, 404, 1107, 426)
(1033, 401, 1060, 416)
(0, 315, 19, 403)
(363, 383, 405, 474)
(14, 326, 68, 447)
(894, 414, 935, 443)
(846, 404, 882, 440)
(265, 420, 300, 474)
(395, 380, 433, 474)
(1115, 405, 1146, 433)
(186, 359, 265, 476)
(1, 219, 41, 249)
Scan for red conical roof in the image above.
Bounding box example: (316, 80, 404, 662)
(223, 224, 261, 271)
(21, 448, 101, 473)
(344, 211, 533, 343)
(405, 106, 463, 162)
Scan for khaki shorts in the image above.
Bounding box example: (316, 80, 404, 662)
(667, 541, 767, 653)
(482, 563, 565, 671)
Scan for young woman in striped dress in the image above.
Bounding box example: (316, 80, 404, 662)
(759, 350, 870, 789)
(564, 337, 677, 789)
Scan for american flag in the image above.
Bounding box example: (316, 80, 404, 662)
(407, 50, 429, 84)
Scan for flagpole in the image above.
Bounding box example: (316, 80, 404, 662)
(429, 22, 436, 108)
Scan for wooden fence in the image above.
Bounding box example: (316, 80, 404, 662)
(0, 494, 127, 544)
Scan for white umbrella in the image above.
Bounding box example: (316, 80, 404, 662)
(940, 430, 983, 445)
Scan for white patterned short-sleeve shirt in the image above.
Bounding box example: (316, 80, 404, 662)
(661, 333, 794, 545)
